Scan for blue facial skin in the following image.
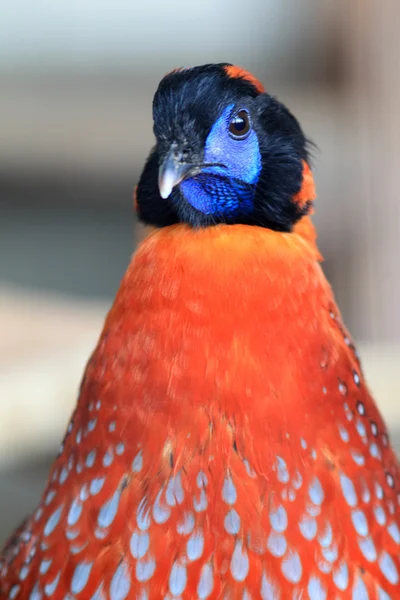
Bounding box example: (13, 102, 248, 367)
(180, 104, 262, 217)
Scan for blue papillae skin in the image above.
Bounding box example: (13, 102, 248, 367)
(180, 105, 262, 217)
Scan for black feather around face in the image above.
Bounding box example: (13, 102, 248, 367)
(136, 63, 312, 231)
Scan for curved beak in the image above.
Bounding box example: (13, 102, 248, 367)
(158, 148, 195, 199)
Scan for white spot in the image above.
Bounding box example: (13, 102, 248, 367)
(374, 505, 386, 526)
(66, 529, 79, 540)
(358, 536, 377, 562)
(333, 561, 348, 591)
(9, 585, 20, 599)
(356, 420, 367, 441)
(308, 575, 327, 600)
(352, 509, 369, 536)
(71, 561, 94, 594)
(292, 471, 303, 490)
(340, 473, 358, 507)
(375, 482, 384, 499)
(344, 403, 353, 421)
(230, 540, 249, 582)
(379, 551, 399, 584)
(298, 514, 317, 540)
(28, 583, 42, 600)
(224, 509, 240, 535)
(177, 511, 195, 535)
(281, 549, 302, 583)
(197, 563, 213, 599)
(266, 532, 287, 557)
(187, 529, 204, 561)
(377, 586, 392, 600)
(309, 477, 324, 505)
(276, 456, 289, 483)
(76, 429, 82, 444)
(130, 531, 150, 559)
(98, 487, 122, 528)
(87, 418, 97, 432)
(269, 504, 287, 533)
(300, 438, 307, 449)
(353, 371, 360, 386)
(338, 425, 350, 443)
(153, 490, 171, 524)
(19, 565, 29, 581)
(132, 451, 143, 473)
(369, 443, 381, 460)
(196, 471, 208, 488)
(321, 544, 338, 563)
(166, 473, 184, 506)
(90, 477, 106, 496)
(44, 571, 61, 596)
(34, 507, 43, 522)
(306, 503, 321, 517)
(318, 564, 332, 579)
(95, 400, 101, 410)
(109, 421, 116, 432)
(169, 562, 187, 595)
(243, 459, 256, 478)
(318, 522, 332, 548)
(59, 467, 69, 484)
(193, 489, 208, 512)
(387, 522, 400, 544)
(322, 386, 327, 394)
(261, 572, 280, 599)
(94, 527, 107, 540)
(352, 576, 369, 599)
(71, 541, 88, 554)
(85, 450, 96, 468)
(137, 499, 151, 531)
(356, 402, 365, 416)
(103, 448, 114, 467)
(44, 505, 63, 536)
(222, 475, 237, 505)
(110, 561, 131, 600)
(350, 449, 365, 466)
(116, 443, 125, 456)
(382, 434, 389, 447)
(361, 482, 371, 504)
(386, 473, 395, 488)
(370, 422, 378, 436)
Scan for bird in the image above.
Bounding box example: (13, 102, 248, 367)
(1, 62, 399, 600)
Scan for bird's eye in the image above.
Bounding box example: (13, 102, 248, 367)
(229, 110, 251, 139)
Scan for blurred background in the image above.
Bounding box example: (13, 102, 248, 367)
(1, 0, 399, 545)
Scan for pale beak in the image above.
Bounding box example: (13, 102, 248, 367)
(158, 149, 194, 199)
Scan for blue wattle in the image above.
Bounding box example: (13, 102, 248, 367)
(179, 104, 262, 217)
(180, 176, 254, 216)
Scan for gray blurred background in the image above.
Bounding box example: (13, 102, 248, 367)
(1, 0, 399, 545)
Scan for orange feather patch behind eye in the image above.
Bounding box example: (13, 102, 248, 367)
(224, 65, 265, 94)
(293, 161, 316, 213)
(133, 185, 139, 212)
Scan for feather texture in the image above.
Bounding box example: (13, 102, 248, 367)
(1, 221, 399, 599)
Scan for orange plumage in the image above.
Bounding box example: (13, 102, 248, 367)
(1, 64, 399, 600)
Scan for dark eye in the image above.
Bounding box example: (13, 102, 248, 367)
(229, 110, 251, 138)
